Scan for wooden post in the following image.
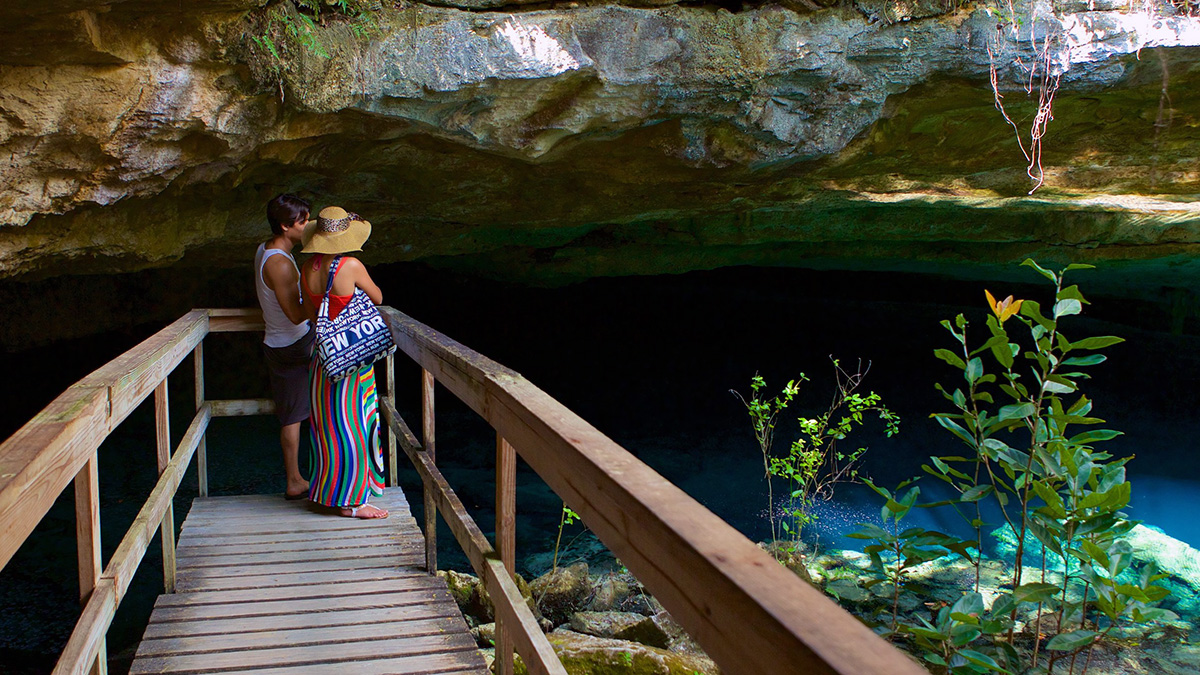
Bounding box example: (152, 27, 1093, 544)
(73, 456, 107, 675)
(154, 380, 176, 594)
(193, 342, 207, 497)
(386, 354, 398, 487)
(495, 434, 517, 675)
(421, 369, 437, 573)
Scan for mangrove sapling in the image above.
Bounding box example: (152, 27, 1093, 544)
(902, 592, 1016, 675)
(848, 478, 973, 635)
(926, 260, 1172, 673)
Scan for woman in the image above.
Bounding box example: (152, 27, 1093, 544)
(300, 206, 389, 519)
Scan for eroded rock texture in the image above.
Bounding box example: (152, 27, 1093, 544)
(0, 0, 1198, 292)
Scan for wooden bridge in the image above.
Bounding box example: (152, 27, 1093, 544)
(0, 307, 928, 675)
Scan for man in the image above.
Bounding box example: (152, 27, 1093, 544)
(255, 193, 314, 499)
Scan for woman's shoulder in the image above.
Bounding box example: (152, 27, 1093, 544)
(337, 256, 367, 273)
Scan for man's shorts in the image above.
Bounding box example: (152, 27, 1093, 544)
(262, 326, 315, 426)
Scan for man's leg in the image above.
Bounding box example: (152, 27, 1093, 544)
(281, 421, 309, 497)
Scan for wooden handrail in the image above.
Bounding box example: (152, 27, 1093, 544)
(379, 306, 928, 675)
(1, 308, 312, 675)
(2, 306, 928, 675)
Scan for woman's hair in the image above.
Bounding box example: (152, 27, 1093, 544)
(267, 193, 311, 235)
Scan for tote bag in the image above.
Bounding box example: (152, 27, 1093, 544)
(315, 255, 396, 380)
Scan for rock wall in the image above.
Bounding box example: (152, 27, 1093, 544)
(0, 0, 1198, 292)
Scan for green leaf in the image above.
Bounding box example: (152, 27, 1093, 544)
(960, 484, 992, 503)
(958, 649, 1012, 674)
(991, 339, 1015, 370)
(1064, 263, 1096, 272)
(1056, 284, 1088, 304)
(935, 349, 967, 370)
(1032, 481, 1066, 517)
(1070, 336, 1125, 351)
(1069, 429, 1123, 445)
(935, 415, 977, 446)
(1020, 300, 1055, 330)
(848, 523, 892, 541)
(1062, 354, 1106, 367)
(998, 403, 1035, 421)
(966, 357, 984, 384)
(1013, 582, 1060, 604)
(1046, 630, 1098, 651)
(1054, 299, 1082, 318)
(1043, 379, 1076, 394)
(1022, 258, 1058, 283)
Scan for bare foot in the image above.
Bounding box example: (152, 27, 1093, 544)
(340, 504, 388, 519)
(285, 480, 310, 500)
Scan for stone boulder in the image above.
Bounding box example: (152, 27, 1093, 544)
(587, 574, 633, 612)
(569, 611, 670, 650)
(516, 628, 718, 675)
(438, 569, 538, 625)
(530, 562, 592, 626)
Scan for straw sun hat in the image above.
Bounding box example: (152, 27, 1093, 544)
(302, 206, 372, 254)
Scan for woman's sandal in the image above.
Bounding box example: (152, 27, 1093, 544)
(342, 503, 389, 519)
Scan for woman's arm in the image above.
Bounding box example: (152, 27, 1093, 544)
(343, 257, 383, 305)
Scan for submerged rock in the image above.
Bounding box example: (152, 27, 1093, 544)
(992, 523, 1200, 594)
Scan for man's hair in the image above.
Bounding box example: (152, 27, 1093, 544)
(267, 193, 311, 235)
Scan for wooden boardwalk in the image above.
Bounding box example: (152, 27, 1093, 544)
(129, 489, 488, 675)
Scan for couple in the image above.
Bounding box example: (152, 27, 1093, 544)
(255, 193, 389, 519)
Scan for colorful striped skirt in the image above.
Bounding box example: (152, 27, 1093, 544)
(308, 359, 385, 507)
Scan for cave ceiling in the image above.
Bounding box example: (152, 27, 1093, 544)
(0, 0, 1198, 298)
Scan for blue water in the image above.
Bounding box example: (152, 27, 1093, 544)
(3, 264, 1199, 671)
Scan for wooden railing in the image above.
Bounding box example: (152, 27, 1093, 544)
(0, 309, 277, 675)
(0, 307, 928, 675)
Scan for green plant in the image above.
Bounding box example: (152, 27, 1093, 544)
(734, 360, 899, 553)
(249, 0, 378, 75)
(903, 591, 1018, 674)
(551, 503, 580, 573)
(849, 478, 974, 633)
(732, 373, 802, 546)
(920, 260, 1173, 674)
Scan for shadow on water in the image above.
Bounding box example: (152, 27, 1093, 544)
(2, 264, 1198, 671)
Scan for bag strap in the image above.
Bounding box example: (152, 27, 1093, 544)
(323, 255, 343, 296)
(315, 255, 343, 323)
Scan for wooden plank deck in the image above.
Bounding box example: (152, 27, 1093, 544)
(130, 489, 488, 675)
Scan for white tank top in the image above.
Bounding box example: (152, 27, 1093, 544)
(255, 243, 311, 348)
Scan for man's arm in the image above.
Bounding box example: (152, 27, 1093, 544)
(263, 255, 308, 325)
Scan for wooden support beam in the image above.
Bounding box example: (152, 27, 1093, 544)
(154, 381, 176, 594)
(53, 579, 115, 675)
(54, 404, 210, 675)
(194, 343, 207, 498)
(105, 404, 210, 600)
(379, 307, 927, 675)
(0, 310, 207, 571)
(379, 400, 566, 675)
(386, 354, 398, 487)
(73, 456, 107, 675)
(207, 308, 265, 333)
(495, 435, 517, 675)
(209, 399, 275, 417)
(88, 311, 209, 428)
(421, 369, 436, 574)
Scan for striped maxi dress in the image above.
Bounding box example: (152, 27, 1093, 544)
(308, 359, 386, 507)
